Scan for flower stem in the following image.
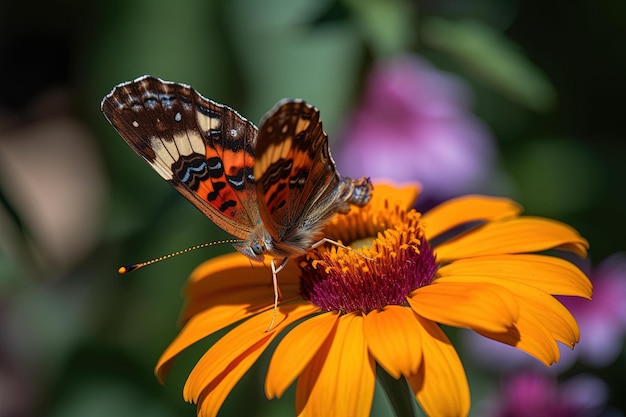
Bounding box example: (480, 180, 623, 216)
(377, 365, 419, 417)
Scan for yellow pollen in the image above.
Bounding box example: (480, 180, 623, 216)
(297, 187, 441, 315)
(301, 195, 429, 285)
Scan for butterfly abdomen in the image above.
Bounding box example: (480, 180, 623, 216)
(344, 177, 373, 208)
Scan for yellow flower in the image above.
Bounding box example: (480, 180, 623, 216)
(155, 184, 591, 417)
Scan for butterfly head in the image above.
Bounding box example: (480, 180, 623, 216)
(232, 238, 267, 262)
(232, 224, 280, 262)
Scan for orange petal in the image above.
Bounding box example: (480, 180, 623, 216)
(182, 253, 301, 322)
(156, 303, 267, 383)
(265, 311, 340, 399)
(296, 313, 375, 417)
(363, 306, 422, 378)
(437, 254, 592, 298)
(371, 182, 421, 210)
(421, 195, 521, 240)
(408, 281, 519, 333)
(476, 312, 561, 366)
(435, 276, 580, 346)
(182, 302, 318, 414)
(407, 315, 470, 417)
(434, 217, 589, 262)
(523, 295, 579, 346)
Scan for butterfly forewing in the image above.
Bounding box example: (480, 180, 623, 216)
(101, 76, 259, 238)
(254, 100, 344, 241)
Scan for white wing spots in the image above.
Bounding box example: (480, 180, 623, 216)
(172, 132, 192, 156)
(148, 160, 174, 181)
(175, 112, 182, 122)
(149, 136, 176, 168)
(188, 131, 205, 154)
(160, 94, 175, 110)
(229, 128, 238, 138)
(172, 131, 204, 157)
(142, 91, 159, 110)
(161, 136, 180, 160)
(132, 120, 139, 128)
(255, 137, 293, 179)
(196, 110, 221, 134)
(146, 137, 175, 181)
(146, 131, 205, 182)
(281, 124, 289, 134)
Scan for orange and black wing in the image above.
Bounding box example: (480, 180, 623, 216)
(253, 100, 342, 241)
(101, 76, 259, 238)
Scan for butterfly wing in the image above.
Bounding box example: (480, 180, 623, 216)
(101, 76, 259, 239)
(253, 100, 346, 242)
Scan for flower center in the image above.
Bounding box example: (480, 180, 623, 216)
(299, 199, 437, 314)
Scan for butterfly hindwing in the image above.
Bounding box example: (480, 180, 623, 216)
(101, 76, 259, 238)
(254, 100, 342, 241)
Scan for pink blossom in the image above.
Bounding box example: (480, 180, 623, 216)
(336, 54, 496, 200)
(560, 253, 626, 367)
(480, 372, 611, 417)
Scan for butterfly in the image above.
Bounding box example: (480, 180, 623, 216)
(101, 76, 373, 326)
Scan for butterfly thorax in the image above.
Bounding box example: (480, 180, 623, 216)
(232, 176, 373, 263)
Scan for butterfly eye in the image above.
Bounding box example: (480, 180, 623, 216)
(251, 240, 265, 255)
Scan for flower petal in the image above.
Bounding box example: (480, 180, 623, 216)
(371, 182, 421, 210)
(437, 254, 592, 298)
(436, 276, 580, 347)
(266, 311, 340, 399)
(155, 254, 305, 382)
(182, 253, 301, 322)
(476, 313, 561, 366)
(183, 303, 318, 416)
(407, 315, 470, 417)
(363, 306, 422, 378)
(434, 217, 589, 262)
(408, 281, 519, 333)
(156, 303, 267, 383)
(421, 195, 521, 240)
(296, 313, 375, 417)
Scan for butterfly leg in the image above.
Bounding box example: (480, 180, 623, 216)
(266, 257, 287, 332)
(310, 238, 374, 261)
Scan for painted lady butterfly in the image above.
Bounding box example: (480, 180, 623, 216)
(101, 76, 373, 323)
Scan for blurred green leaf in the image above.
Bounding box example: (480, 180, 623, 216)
(341, 0, 416, 56)
(88, 0, 232, 110)
(508, 137, 606, 216)
(421, 18, 558, 113)
(50, 378, 173, 417)
(226, 0, 363, 134)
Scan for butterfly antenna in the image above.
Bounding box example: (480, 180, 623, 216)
(118, 239, 243, 274)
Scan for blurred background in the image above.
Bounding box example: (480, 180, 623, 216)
(1, 0, 625, 416)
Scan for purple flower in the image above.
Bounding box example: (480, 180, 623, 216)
(480, 372, 611, 417)
(560, 253, 626, 367)
(336, 54, 496, 200)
